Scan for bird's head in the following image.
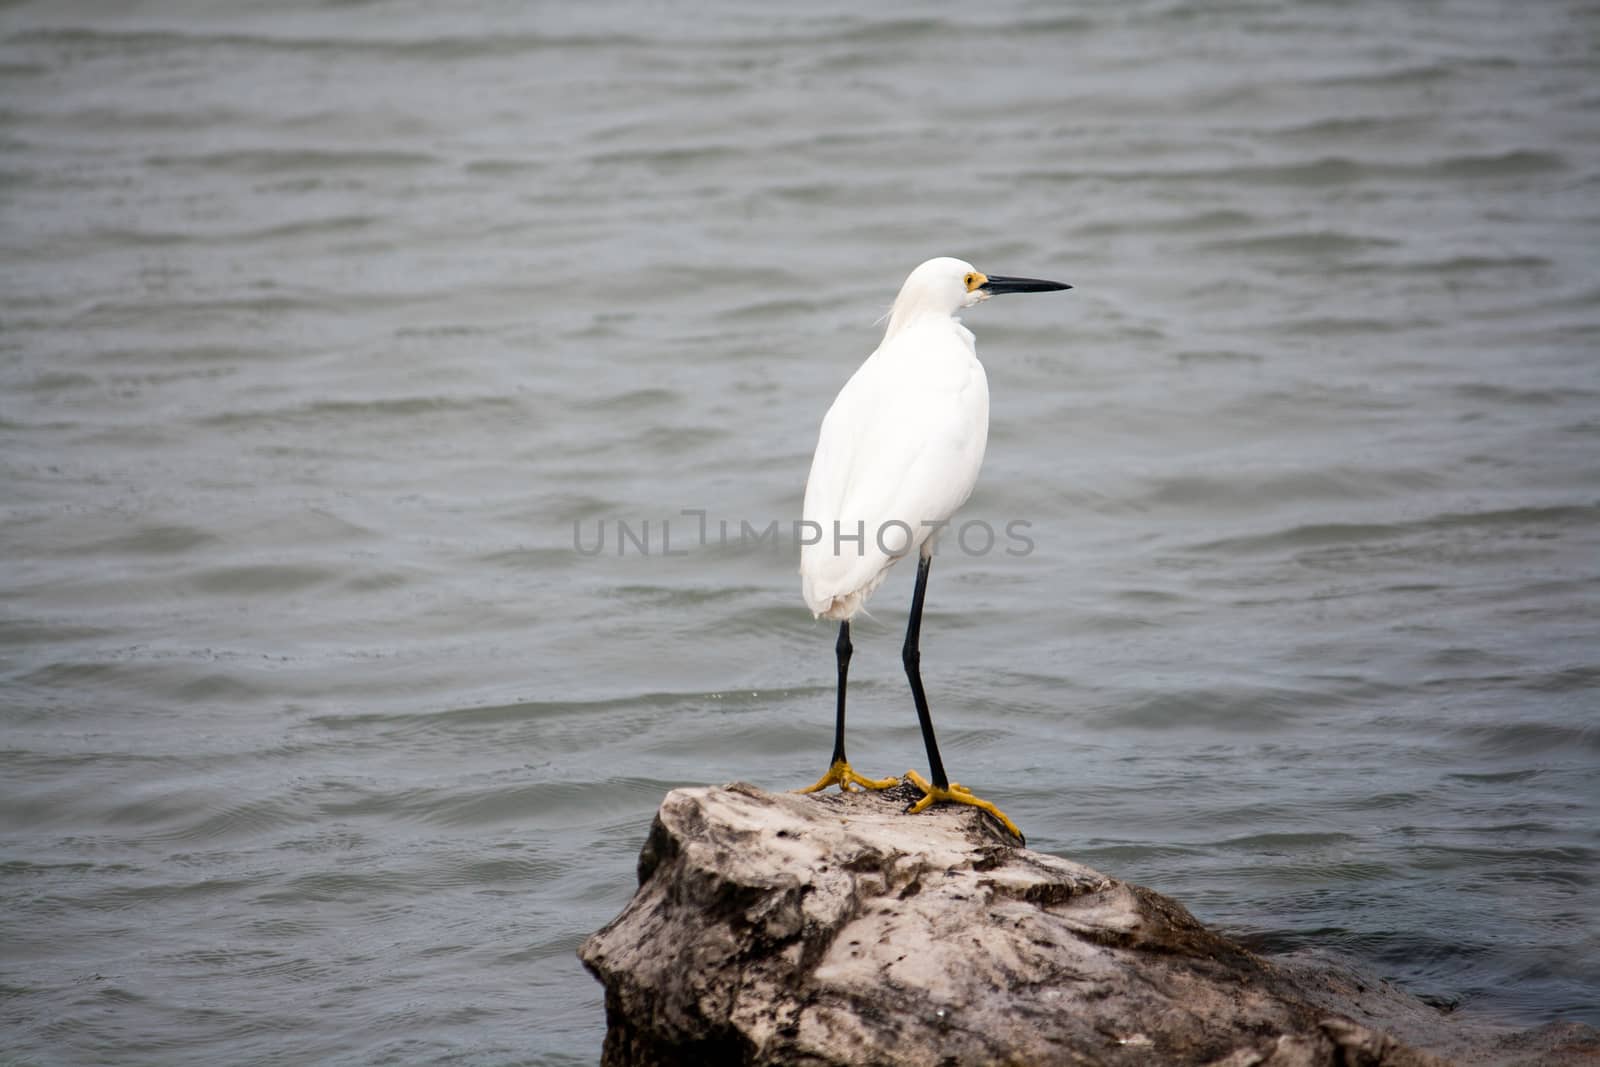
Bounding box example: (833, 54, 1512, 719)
(891, 257, 1071, 326)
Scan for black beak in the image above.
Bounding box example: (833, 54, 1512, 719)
(981, 275, 1072, 295)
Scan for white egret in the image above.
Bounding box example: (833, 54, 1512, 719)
(797, 256, 1071, 843)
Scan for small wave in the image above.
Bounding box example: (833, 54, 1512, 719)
(189, 563, 332, 595)
(192, 393, 522, 429)
(1085, 686, 1332, 731)
(1190, 504, 1600, 556)
(475, 546, 574, 573)
(72, 294, 330, 328)
(1134, 464, 1447, 516)
(79, 875, 264, 911)
(1454, 382, 1595, 406)
(605, 583, 768, 608)
(463, 157, 545, 177)
(1451, 720, 1600, 756)
(588, 143, 743, 170)
(0, 618, 111, 647)
(1208, 831, 1360, 849)
(1200, 231, 1400, 256)
(1309, 58, 1516, 89)
(145, 148, 440, 174)
(735, 16, 946, 48)
(574, 386, 681, 413)
(404, 776, 675, 830)
(55, 523, 218, 557)
(1522, 665, 1600, 694)
(718, 298, 826, 323)
(201, 215, 385, 245)
(306, 688, 736, 739)
(16, 371, 95, 392)
(170, 797, 304, 843)
(1278, 314, 1430, 335)
(1364, 254, 1555, 276)
(1026, 150, 1568, 188)
(1266, 114, 1434, 140)
(1171, 348, 1263, 364)
(9, 26, 647, 59)
(1443, 768, 1543, 784)
(1193, 521, 1402, 555)
(1074, 209, 1260, 237)
(4, 104, 249, 133)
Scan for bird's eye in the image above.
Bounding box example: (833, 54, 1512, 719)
(964, 273, 977, 290)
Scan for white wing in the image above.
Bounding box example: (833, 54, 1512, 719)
(800, 319, 989, 619)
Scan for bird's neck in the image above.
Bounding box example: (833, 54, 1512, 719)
(884, 305, 963, 342)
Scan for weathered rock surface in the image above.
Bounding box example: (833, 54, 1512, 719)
(579, 781, 1597, 1067)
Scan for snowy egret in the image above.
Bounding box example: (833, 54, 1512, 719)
(796, 257, 1070, 843)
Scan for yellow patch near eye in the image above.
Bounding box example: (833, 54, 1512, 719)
(964, 271, 988, 292)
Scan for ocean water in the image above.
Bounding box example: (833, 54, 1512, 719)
(1, 1, 1597, 1063)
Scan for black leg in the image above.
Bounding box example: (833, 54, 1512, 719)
(830, 620, 851, 765)
(798, 617, 894, 795)
(903, 555, 949, 791)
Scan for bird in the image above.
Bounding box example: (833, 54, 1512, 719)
(796, 256, 1071, 843)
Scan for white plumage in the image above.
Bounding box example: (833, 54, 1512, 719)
(800, 257, 991, 619)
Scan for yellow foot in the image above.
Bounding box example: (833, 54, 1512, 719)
(904, 769, 1025, 844)
(796, 759, 899, 794)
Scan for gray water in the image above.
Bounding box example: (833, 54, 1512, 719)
(2, 1, 1598, 1063)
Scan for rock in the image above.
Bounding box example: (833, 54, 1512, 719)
(579, 781, 1596, 1067)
